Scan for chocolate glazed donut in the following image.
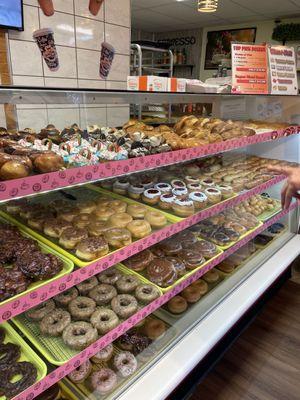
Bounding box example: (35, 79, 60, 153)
(0, 361, 37, 398)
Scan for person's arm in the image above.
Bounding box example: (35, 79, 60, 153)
(267, 165, 300, 209)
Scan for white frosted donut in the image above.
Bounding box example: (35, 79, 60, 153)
(189, 191, 208, 202)
(154, 183, 172, 193)
(172, 187, 188, 197)
(143, 188, 161, 199)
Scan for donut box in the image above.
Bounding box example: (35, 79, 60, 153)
(11, 267, 163, 366)
(0, 216, 74, 309)
(0, 323, 47, 400)
(0, 186, 173, 267)
(68, 315, 175, 400)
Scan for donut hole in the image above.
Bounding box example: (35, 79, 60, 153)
(100, 315, 109, 322)
(73, 328, 87, 337)
(142, 288, 152, 295)
(120, 299, 130, 307)
(122, 359, 129, 365)
(9, 372, 23, 383)
(77, 303, 88, 310)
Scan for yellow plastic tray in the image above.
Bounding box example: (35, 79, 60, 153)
(12, 267, 163, 366)
(0, 322, 47, 400)
(0, 216, 74, 308)
(118, 243, 223, 293)
(256, 199, 282, 222)
(89, 185, 238, 223)
(60, 380, 86, 400)
(1, 186, 173, 268)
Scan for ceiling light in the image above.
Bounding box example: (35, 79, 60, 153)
(198, 0, 218, 12)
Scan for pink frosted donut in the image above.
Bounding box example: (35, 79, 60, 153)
(67, 360, 92, 384)
(113, 351, 137, 377)
(90, 368, 117, 394)
(91, 344, 114, 363)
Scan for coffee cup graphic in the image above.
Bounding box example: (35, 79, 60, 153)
(100, 42, 115, 79)
(33, 28, 59, 71)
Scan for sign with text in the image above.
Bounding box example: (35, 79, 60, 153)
(268, 45, 298, 95)
(231, 43, 268, 94)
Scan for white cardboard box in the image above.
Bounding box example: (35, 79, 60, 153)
(167, 78, 186, 92)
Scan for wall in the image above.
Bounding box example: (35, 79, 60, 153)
(200, 17, 300, 81)
(1, 0, 131, 130)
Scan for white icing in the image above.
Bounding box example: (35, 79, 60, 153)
(174, 198, 194, 207)
(171, 179, 186, 188)
(154, 183, 172, 193)
(200, 179, 215, 187)
(143, 189, 161, 199)
(189, 191, 208, 202)
(172, 187, 188, 196)
(205, 188, 221, 196)
(187, 183, 202, 191)
(160, 194, 176, 203)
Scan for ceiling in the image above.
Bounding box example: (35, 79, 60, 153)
(131, 0, 300, 32)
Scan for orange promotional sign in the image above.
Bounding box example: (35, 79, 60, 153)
(231, 43, 268, 94)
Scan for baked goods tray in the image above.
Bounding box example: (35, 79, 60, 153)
(0, 186, 173, 268)
(257, 199, 282, 222)
(0, 216, 74, 308)
(118, 244, 223, 294)
(0, 322, 47, 400)
(90, 185, 238, 223)
(69, 315, 176, 400)
(11, 267, 163, 366)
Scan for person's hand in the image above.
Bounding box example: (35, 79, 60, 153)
(267, 165, 300, 209)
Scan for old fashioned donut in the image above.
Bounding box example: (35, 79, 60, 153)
(89, 368, 117, 395)
(54, 287, 78, 307)
(109, 212, 133, 229)
(167, 296, 188, 314)
(111, 294, 138, 319)
(89, 284, 117, 305)
(181, 286, 202, 304)
(113, 351, 137, 377)
(67, 360, 92, 384)
(76, 276, 98, 295)
(91, 343, 114, 363)
(135, 284, 160, 304)
(104, 228, 132, 248)
(116, 275, 139, 294)
(90, 308, 119, 334)
(68, 296, 96, 321)
(144, 210, 167, 229)
(143, 319, 166, 340)
(40, 309, 71, 337)
(25, 299, 55, 321)
(126, 220, 152, 239)
(97, 267, 122, 285)
(123, 249, 154, 271)
(63, 321, 98, 350)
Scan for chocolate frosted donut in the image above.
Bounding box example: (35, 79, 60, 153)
(111, 294, 138, 319)
(26, 299, 55, 321)
(0, 361, 37, 398)
(16, 252, 63, 280)
(91, 344, 114, 363)
(0, 328, 5, 344)
(97, 267, 122, 285)
(90, 308, 119, 334)
(89, 368, 117, 395)
(76, 276, 98, 295)
(113, 351, 137, 377)
(0, 343, 20, 370)
(63, 321, 98, 350)
(178, 249, 205, 270)
(174, 230, 197, 248)
(68, 296, 96, 321)
(146, 259, 177, 287)
(166, 257, 186, 277)
(68, 360, 92, 384)
(123, 249, 154, 272)
(40, 309, 71, 337)
(89, 284, 117, 306)
(54, 287, 78, 307)
(0, 266, 30, 302)
(116, 275, 139, 294)
(189, 240, 219, 259)
(159, 238, 182, 255)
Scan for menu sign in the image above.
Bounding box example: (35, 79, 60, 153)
(231, 43, 268, 94)
(268, 46, 298, 95)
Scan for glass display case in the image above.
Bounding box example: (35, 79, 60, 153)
(0, 87, 299, 400)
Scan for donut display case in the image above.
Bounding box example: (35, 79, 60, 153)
(0, 87, 300, 400)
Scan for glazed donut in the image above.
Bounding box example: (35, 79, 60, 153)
(126, 220, 152, 239)
(108, 212, 133, 229)
(0, 361, 37, 398)
(68, 296, 96, 321)
(143, 319, 166, 340)
(166, 257, 186, 277)
(40, 309, 71, 337)
(91, 343, 114, 363)
(159, 238, 182, 255)
(59, 207, 80, 222)
(181, 286, 202, 304)
(96, 196, 111, 208)
(97, 267, 122, 285)
(175, 230, 197, 248)
(88, 221, 111, 237)
(76, 276, 98, 295)
(63, 321, 98, 350)
(89, 368, 117, 395)
(178, 249, 205, 270)
(189, 240, 219, 259)
(190, 279, 208, 295)
(54, 287, 78, 307)
(59, 227, 88, 249)
(203, 269, 220, 283)
(67, 360, 92, 384)
(73, 213, 92, 229)
(135, 284, 160, 303)
(113, 351, 137, 377)
(25, 299, 56, 321)
(146, 259, 177, 287)
(77, 200, 97, 214)
(167, 296, 188, 314)
(116, 275, 139, 294)
(43, 219, 72, 238)
(144, 210, 167, 229)
(110, 200, 127, 213)
(90, 308, 119, 334)
(93, 207, 115, 221)
(104, 228, 132, 248)
(75, 236, 109, 261)
(123, 249, 154, 272)
(111, 294, 138, 319)
(89, 284, 117, 306)
(126, 204, 147, 219)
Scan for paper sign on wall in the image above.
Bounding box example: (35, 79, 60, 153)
(268, 46, 298, 95)
(231, 43, 268, 94)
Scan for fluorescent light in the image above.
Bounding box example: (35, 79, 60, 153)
(198, 0, 218, 12)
